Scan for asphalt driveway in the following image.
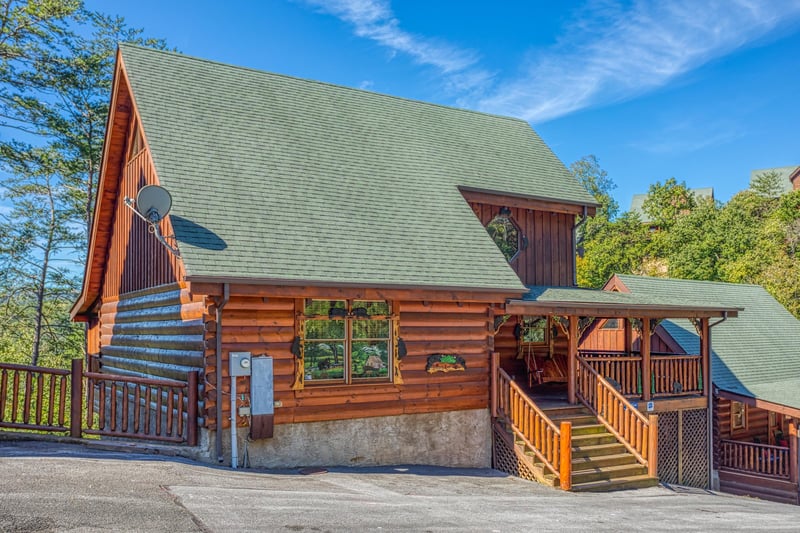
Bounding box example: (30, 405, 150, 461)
(1, 439, 799, 532)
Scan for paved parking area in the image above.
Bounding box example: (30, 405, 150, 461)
(1, 439, 799, 532)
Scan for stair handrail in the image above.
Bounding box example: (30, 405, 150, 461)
(577, 357, 658, 478)
(495, 367, 572, 489)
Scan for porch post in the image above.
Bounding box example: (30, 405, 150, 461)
(624, 317, 632, 354)
(641, 318, 651, 402)
(701, 318, 710, 397)
(790, 422, 798, 484)
(568, 315, 578, 404)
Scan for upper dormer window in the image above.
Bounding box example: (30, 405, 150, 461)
(487, 207, 522, 262)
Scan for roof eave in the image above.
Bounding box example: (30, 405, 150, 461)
(504, 299, 739, 319)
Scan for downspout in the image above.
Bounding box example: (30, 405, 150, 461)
(572, 206, 589, 286)
(707, 312, 727, 489)
(215, 283, 230, 463)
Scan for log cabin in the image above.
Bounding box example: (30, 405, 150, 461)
(595, 275, 800, 504)
(71, 45, 742, 492)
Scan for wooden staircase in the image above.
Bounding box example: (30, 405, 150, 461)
(542, 404, 658, 492)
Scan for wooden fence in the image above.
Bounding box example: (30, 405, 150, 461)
(0, 359, 198, 445)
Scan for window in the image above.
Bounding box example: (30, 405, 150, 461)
(731, 401, 746, 430)
(520, 316, 548, 345)
(302, 300, 392, 384)
(601, 318, 621, 330)
(486, 209, 522, 262)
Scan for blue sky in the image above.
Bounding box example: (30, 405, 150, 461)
(90, 0, 800, 209)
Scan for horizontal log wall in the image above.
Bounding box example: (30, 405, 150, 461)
(203, 295, 494, 431)
(98, 283, 205, 383)
(469, 202, 575, 287)
(101, 140, 183, 300)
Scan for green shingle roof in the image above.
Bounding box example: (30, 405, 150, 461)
(521, 285, 730, 310)
(616, 275, 800, 411)
(119, 44, 597, 291)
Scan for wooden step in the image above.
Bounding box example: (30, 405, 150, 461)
(571, 423, 607, 435)
(571, 463, 648, 484)
(571, 432, 618, 447)
(542, 405, 593, 418)
(571, 474, 659, 492)
(572, 442, 628, 458)
(547, 414, 599, 427)
(572, 453, 639, 469)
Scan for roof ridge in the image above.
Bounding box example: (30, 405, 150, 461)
(117, 42, 528, 125)
(617, 274, 762, 289)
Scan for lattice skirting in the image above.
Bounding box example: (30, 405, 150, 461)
(658, 408, 709, 488)
(492, 424, 537, 482)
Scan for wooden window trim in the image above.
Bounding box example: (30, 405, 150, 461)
(301, 299, 394, 386)
(731, 400, 747, 431)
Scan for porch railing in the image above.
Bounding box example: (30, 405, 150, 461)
(0, 359, 197, 445)
(577, 357, 658, 477)
(579, 350, 703, 397)
(720, 439, 792, 480)
(495, 365, 572, 489)
(84, 371, 198, 444)
(0, 361, 79, 435)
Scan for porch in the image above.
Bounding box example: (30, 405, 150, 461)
(491, 285, 739, 491)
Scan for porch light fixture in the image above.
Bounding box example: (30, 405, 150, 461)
(123, 184, 181, 258)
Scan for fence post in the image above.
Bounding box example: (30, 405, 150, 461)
(187, 370, 199, 447)
(70, 358, 83, 438)
(560, 421, 572, 491)
(648, 414, 659, 478)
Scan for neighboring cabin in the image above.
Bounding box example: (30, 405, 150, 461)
(628, 187, 713, 229)
(750, 165, 800, 194)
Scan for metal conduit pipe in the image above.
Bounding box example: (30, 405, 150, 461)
(215, 283, 230, 462)
(707, 311, 727, 489)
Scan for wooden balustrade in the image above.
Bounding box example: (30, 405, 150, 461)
(495, 366, 571, 489)
(579, 350, 704, 398)
(720, 439, 791, 479)
(577, 358, 658, 476)
(0, 362, 74, 434)
(84, 371, 198, 445)
(650, 354, 702, 396)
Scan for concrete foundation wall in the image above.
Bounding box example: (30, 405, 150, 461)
(209, 409, 491, 468)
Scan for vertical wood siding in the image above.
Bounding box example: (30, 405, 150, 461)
(469, 202, 575, 287)
(101, 142, 183, 300)
(202, 296, 493, 430)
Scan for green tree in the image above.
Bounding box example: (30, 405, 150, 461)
(0, 1, 166, 365)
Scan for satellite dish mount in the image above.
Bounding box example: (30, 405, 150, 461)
(124, 184, 181, 258)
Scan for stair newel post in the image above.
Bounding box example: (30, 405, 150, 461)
(790, 422, 798, 484)
(647, 414, 659, 478)
(560, 421, 572, 490)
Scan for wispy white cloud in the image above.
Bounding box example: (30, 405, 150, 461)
(301, 0, 800, 123)
(299, 0, 493, 93)
(477, 0, 800, 122)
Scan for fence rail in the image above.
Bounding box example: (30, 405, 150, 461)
(0, 359, 197, 445)
(720, 439, 791, 479)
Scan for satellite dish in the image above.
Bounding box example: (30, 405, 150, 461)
(135, 185, 172, 223)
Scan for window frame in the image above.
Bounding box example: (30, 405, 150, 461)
(301, 299, 394, 386)
(519, 316, 549, 346)
(731, 401, 747, 431)
(486, 211, 523, 263)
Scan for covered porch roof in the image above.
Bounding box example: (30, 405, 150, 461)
(505, 285, 741, 318)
